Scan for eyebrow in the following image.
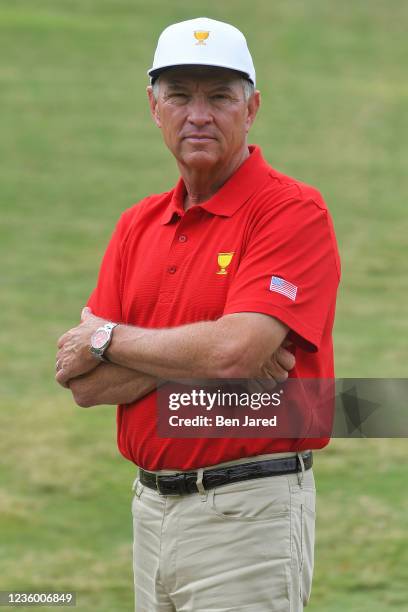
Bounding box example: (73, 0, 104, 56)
(165, 81, 190, 89)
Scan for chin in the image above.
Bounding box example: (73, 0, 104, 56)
(180, 148, 219, 168)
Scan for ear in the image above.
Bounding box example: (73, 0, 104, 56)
(147, 86, 162, 128)
(244, 90, 261, 133)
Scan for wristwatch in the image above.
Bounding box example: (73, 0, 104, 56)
(90, 322, 119, 362)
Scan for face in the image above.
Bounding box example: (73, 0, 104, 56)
(147, 67, 260, 171)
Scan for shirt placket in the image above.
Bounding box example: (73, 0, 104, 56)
(157, 207, 202, 305)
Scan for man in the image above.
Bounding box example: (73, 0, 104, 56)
(56, 17, 340, 612)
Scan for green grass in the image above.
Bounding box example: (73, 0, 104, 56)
(1, 1, 407, 610)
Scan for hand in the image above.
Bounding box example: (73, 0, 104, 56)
(55, 307, 107, 388)
(261, 340, 296, 386)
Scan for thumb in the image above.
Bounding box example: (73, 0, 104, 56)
(81, 306, 92, 322)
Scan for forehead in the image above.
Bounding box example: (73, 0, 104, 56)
(158, 66, 244, 89)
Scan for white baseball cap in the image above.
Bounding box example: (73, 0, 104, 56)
(148, 17, 256, 86)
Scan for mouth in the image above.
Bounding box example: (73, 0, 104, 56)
(183, 135, 216, 143)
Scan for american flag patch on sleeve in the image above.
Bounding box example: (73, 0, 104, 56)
(269, 276, 298, 301)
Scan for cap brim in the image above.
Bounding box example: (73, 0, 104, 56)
(148, 62, 254, 84)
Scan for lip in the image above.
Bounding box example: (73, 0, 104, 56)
(183, 135, 216, 141)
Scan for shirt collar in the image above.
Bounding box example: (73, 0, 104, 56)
(160, 145, 271, 225)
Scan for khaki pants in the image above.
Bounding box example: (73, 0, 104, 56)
(132, 454, 316, 612)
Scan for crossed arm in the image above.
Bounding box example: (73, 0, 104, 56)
(56, 308, 296, 407)
(67, 363, 158, 407)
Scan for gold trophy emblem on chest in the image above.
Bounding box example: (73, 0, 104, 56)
(217, 252, 234, 275)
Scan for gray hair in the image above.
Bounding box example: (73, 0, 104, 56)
(241, 78, 255, 101)
(152, 75, 255, 102)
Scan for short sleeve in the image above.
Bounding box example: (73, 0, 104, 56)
(223, 197, 340, 352)
(87, 211, 131, 322)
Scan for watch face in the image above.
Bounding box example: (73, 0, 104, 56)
(92, 329, 109, 350)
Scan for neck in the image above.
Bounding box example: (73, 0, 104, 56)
(179, 147, 250, 210)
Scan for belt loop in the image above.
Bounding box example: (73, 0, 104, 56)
(132, 477, 144, 498)
(196, 468, 207, 500)
(297, 453, 305, 488)
(135, 480, 144, 498)
(155, 474, 165, 496)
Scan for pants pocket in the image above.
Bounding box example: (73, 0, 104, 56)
(131, 479, 144, 518)
(208, 475, 291, 522)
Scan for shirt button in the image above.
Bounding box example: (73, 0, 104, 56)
(168, 266, 177, 274)
(178, 234, 187, 243)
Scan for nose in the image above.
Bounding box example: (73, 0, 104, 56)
(186, 95, 212, 126)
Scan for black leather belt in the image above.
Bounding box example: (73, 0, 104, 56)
(138, 452, 313, 496)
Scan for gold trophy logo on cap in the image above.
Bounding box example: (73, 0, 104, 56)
(217, 252, 234, 275)
(194, 30, 210, 45)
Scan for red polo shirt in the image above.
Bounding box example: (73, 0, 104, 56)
(87, 145, 341, 470)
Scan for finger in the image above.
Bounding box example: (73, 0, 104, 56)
(246, 379, 266, 394)
(55, 368, 72, 389)
(259, 372, 277, 389)
(57, 333, 69, 349)
(271, 368, 288, 383)
(55, 370, 69, 388)
(55, 353, 65, 371)
(262, 361, 288, 383)
(276, 347, 296, 371)
(56, 348, 69, 366)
